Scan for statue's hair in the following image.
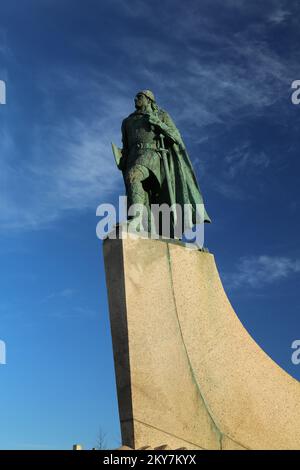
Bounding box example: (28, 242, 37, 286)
(151, 101, 159, 112)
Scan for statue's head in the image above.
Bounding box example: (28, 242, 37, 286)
(134, 90, 156, 110)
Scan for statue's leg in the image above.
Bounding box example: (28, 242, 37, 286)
(125, 165, 150, 228)
(125, 165, 149, 205)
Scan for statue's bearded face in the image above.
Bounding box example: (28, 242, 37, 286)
(134, 93, 149, 109)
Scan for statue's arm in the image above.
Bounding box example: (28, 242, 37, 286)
(149, 111, 185, 148)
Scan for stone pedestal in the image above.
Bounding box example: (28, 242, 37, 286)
(103, 233, 300, 450)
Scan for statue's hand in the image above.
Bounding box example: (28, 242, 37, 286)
(148, 114, 163, 128)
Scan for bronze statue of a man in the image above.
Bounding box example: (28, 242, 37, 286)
(112, 90, 211, 236)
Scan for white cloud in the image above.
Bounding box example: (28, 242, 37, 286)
(194, 142, 271, 200)
(268, 7, 291, 24)
(1, 0, 298, 230)
(115, 0, 297, 130)
(45, 288, 75, 301)
(224, 255, 300, 289)
(0, 73, 129, 231)
(225, 144, 270, 179)
(47, 306, 97, 320)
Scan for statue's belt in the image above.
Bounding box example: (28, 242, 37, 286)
(132, 142, 169, 154)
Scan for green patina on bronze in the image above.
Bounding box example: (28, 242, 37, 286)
(112, 90, 211, 233)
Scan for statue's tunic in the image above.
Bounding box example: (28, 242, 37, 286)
(121, 111, 162, 185)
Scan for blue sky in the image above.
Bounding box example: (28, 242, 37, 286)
(0, 0, 300, 450)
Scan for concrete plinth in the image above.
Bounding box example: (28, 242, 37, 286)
(103, 233, 300, 450)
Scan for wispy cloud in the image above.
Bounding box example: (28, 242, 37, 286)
(44, 288, 75, 302)
(0, 72, 128, 231)
(1, 0, 298, 230)
(115, 0, 298, 128)
(223, 255, 300, 289)
(48, 306, 98, 320)
(225, 144, 270, 179)
(268, 6, 291, 24)
(195, 142, 271, 200)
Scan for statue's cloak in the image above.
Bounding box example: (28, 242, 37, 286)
(151, 108, 211, 228)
